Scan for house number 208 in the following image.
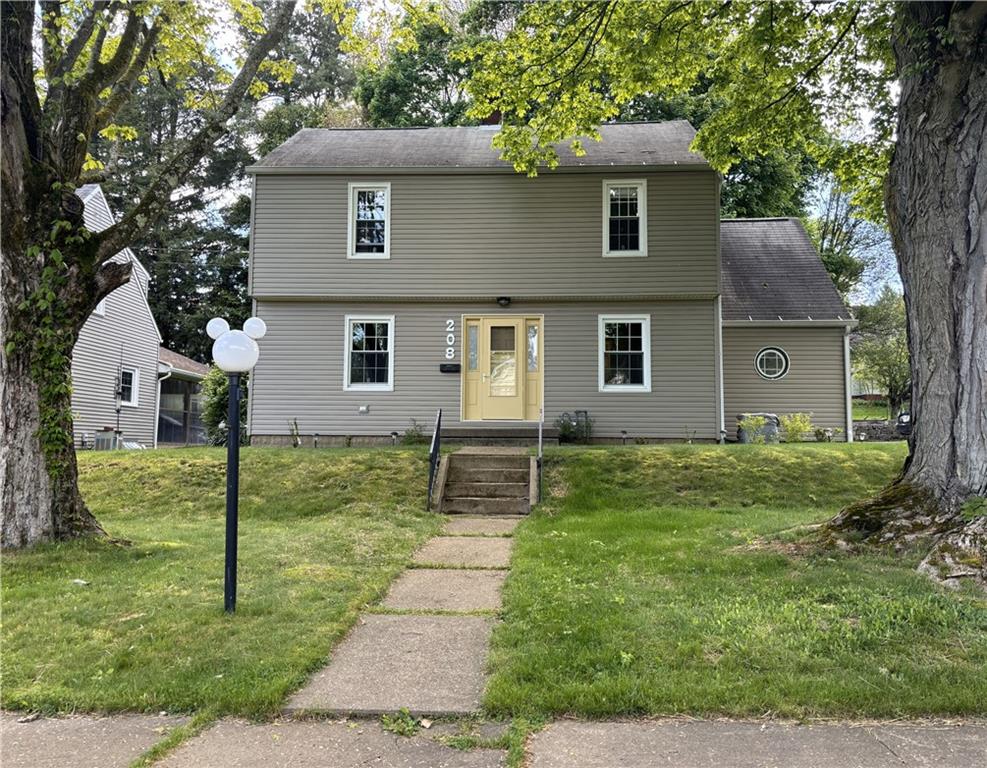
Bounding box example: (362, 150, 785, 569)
(445, 319, 456, 360)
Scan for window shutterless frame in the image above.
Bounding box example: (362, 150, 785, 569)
(598, 314, 652, 392)
(119, 366, 139, 406)
(754, 346, 790, 380)
(347, 182, 391, 260)
(343, 314, 395, 391)
(602, 179, 648, 257)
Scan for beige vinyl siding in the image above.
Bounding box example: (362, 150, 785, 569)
(722, 326, 848, 439)
(249, 299, 718, 439)
(250, 171, 719, 298)
(71, 275, 160, 447)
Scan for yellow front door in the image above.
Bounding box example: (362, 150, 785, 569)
(480, 318, 525, 419)
(463, 315, 542, 421)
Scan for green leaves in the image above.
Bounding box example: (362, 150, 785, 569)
(464, 0, 898, 211)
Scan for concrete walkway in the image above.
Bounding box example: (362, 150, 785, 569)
(283, 515, 521, 717)
(1, 712, 186, 768)
(528, 719, 987, 768)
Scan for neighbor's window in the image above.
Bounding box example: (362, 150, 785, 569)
(598, 315, 651, 392)
(118, 367, 139, 406)
(347, 182, 391, 259)
(603, 180, 647, 256)
(344, 315, 394, 390)
(755, 347, 790, 380)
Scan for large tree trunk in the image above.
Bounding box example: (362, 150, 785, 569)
(827, 3, 986, 586)
(0, 330, 104, 547)
(1, 0, 295, 549)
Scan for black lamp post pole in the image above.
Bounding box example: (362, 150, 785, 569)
(224, 373, 241, 613)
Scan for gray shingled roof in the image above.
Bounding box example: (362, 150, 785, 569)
(721, 218, 851, 322)
(159, 347, 209, 378)
(250, 121, 708, 171)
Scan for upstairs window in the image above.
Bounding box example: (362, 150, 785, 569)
(598, 315, 651, 392)
(344, 315, 394, 391)
(603, 180, 647, 257)
(348, 182, 390, 259)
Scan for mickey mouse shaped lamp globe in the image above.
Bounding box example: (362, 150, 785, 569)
(208, 316, 266, 613)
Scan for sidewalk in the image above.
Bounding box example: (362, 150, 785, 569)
(7, 712, 985, 767)
(529, 719, 987, 767)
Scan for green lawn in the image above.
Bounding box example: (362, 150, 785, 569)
(486, 443, 987, 719)
(1, 448, 440, 717)
(853, 400, 890, 421)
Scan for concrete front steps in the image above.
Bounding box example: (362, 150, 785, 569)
(436, 449, 535, 515)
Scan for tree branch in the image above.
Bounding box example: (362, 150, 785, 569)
(94, 0, 297, 263)
(94, 15, 164, 132)
(760, 7, 860, 113)
(40, 1, 61, 78)
(51, 1, 110, 81)
(88, 8, 144, 91)
(93, 259, 133, 303)
(1, 1, 48, 210)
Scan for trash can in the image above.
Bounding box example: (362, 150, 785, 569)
(737, 413, 780, 443)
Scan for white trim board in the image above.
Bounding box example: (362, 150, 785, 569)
(597, 314, 652, 393)
(602, 179, 648, 258)
(343, 314, 395, 392)
(346, 182, 391, 260)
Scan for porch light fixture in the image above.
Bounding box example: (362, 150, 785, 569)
(207, 316, 267, 613)
(497, 296, 511, 307)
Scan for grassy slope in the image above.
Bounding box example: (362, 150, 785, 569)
(1, 448, 440, 717)
(487, 443, 987, 719)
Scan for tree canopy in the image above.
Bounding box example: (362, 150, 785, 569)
(465, 0, 894, 219)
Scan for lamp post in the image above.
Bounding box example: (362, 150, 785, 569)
(207, 316, 267, 613)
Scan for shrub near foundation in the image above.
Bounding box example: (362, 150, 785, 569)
(779, 413, 815, 443)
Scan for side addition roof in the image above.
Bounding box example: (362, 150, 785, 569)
(720, 218, 853, 324)
(159, 346, 210, 380)
(248, 121, 709, 173)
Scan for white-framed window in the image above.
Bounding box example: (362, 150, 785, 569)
(118, 367, 139, 406)
(93, 298, 106, 316)
(347, 182, 391, 259)
(603, 179, 647, 257)
(755, 347, 790, 380)
(598, 315, 651, 392)
(344, 315, 394, 391)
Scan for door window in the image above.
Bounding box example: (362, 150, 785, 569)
(489, 325, 517, 397)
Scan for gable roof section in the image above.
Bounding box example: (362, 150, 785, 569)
(76, 184, 151, 282)
(76, 184, 161, 341)
(249, 121, 709, 173)
(720, 218, 852, 323)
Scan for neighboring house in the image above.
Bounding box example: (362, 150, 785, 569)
(245, 122, 855, 443)
(71, 185, 209, 448)
(72, 184, 161, 448)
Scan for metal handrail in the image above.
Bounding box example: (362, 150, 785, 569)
(536, 406, 544, 504)
(427, 408, 442, 510)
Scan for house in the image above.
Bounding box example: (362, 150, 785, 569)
(72, 185, 209, 448)
(244, 122, 854, 444)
